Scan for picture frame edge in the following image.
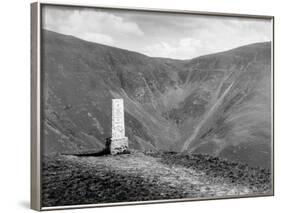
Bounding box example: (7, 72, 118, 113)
(31, 1, 42, 211)
(30, 1, 275, 211)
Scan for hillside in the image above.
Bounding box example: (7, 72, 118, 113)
(42, 151, 271, 207)
(42, 29, 272, 169)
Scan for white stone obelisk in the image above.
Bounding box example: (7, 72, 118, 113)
(110, 99, 129, 154)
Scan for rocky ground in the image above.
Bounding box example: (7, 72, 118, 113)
(42, 151, 272, 207)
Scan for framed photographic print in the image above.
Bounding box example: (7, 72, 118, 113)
(31, 1, 274, 211)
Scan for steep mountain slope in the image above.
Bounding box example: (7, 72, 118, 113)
(42, 30, 272, 168)
(42, 30, 181, 154)
(175, 42, 272, 169)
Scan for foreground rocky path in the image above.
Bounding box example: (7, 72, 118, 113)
(42, 152, 271, 207)
(68, 152, 252, 197)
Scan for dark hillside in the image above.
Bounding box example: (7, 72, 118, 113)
(42, 152, 271, 207)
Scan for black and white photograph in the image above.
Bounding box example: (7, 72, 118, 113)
(36, 3, 273, 209)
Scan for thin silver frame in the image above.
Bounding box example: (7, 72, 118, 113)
(31, 1, 275, 211)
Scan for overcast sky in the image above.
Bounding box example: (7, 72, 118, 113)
(42, 5, 272, 60)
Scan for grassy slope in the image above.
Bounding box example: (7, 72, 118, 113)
(42, 152, 271, 207)
(42, 30, 180, 154)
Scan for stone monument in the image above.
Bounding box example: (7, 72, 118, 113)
(109, 99, 129, 155)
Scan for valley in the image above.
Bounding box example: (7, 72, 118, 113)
(42, 30, 272, 169)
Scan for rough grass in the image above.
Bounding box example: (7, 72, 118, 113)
(146, 152, 272, 193)
(42, 151, 272, 207)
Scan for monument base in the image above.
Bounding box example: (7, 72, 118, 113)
(108, 137, 129, 155)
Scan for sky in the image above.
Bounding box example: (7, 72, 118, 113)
(42, 5, 272, 60)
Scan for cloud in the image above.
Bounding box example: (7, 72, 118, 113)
(141, 16, 271, 59)
(42, 6, 144, 46)
(142, 37, 204, 59)
(81, 33, 114, 45)
(42, 5, 272, 59)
